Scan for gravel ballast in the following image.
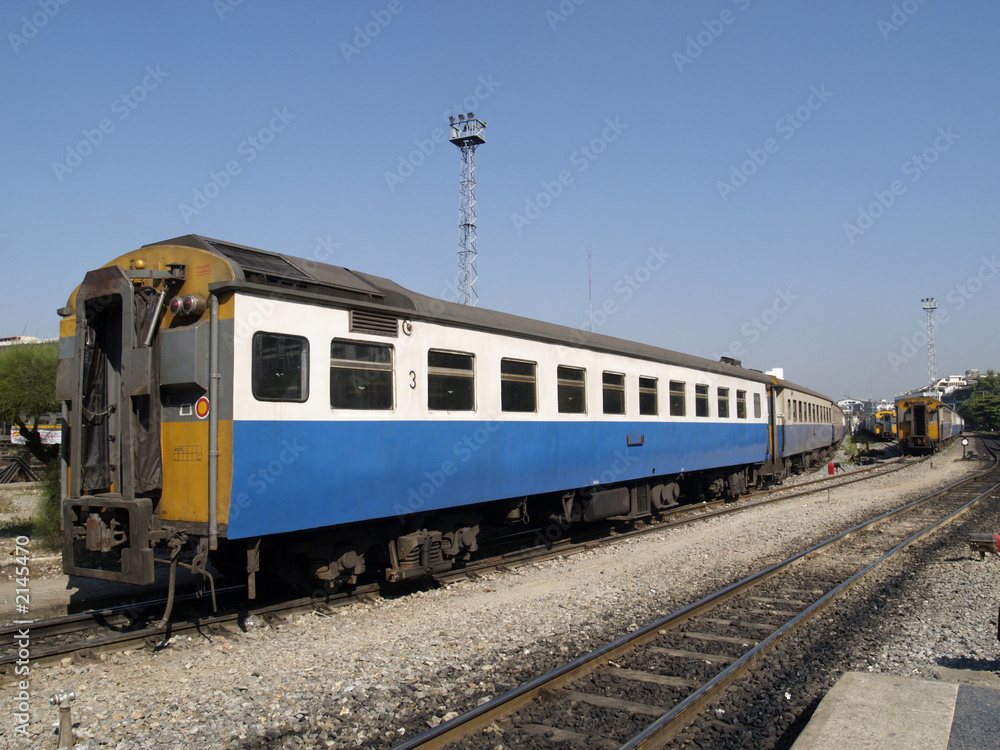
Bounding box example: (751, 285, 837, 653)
(3, 443, 997, 749)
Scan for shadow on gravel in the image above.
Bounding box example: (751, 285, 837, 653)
(775, 695, 824, 750)
(935, 655, 1000, 672)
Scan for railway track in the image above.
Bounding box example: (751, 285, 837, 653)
(389, 438, 999, 749)
(0, 446, 946, 678)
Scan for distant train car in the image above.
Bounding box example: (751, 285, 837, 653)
(857, 413, 876, 438)
(895, 395, 963, 453)
(772, 382, 847, 473)
(874, 410, 896, 440)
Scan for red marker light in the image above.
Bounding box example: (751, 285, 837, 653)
(195, 397, 210, 419)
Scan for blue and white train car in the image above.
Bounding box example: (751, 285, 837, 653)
(57, 235, 845, 595)
(772, 382, 847, 472)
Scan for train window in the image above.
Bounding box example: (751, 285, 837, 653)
(717, 387, 730, 418)
(428, 350, 475, 411)
(330, 340, 393, 410)
(603, 372, 626, 415)
(736, 390, 747, 419)
(753, 392, 761, 419)
(695, 384, 710, 418)
(501, 358, 537, 413)
(557, 365, 587, 414)
(251, 332, 309, 402)
(669, 381, 685, 416)
(639, 376, 658, 416)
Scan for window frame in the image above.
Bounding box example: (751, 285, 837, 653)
(639, 376, 658, 416)
(251, 331, 310, 403)
(602, 371, 626, 415)
(500, 357, 538, 413)
(329, 338, 394, 411)
(669, 380, 686, 417)
(427, 349, 476, 412)
(717, 386, 730, 419)
(557, 365, 587, 414)
(695, 383, 710, 418)
(736, 389, 747, 419)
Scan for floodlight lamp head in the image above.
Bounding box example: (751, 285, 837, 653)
(467, 112, 474, 119)
(449, 115, 456, 123)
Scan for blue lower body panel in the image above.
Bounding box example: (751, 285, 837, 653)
(226, 420, 770, 538)
(780, 424, 841, 458)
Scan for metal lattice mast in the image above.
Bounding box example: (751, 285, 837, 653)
(449, 113, 486, 307)
(922, 297, 938, 386)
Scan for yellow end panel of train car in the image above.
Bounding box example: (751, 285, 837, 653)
(59, 314, 75, 340)
(159, 420, 233, 523)
(60, 243, 238, 327)
(928, 409, 940, 442)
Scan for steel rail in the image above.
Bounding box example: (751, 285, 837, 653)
(0, 442, 968, 676)
(622, 457, 1000, 748)
(389, 439, 997, 750)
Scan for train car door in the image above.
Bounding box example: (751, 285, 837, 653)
(913, 403, 927, 439)
(768, 384, 782, 458)
(62, 264, 178, 584)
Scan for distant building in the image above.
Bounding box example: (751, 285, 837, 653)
(0, 335, 56, 347)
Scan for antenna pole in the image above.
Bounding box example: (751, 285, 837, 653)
(588, 244, 593, 332)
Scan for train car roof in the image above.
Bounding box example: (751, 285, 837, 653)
(146, 234, 833, 398)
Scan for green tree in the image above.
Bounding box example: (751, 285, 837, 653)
(972, 369, 1000, 397)
(0, 341, 59, 463)
(959, 393, 1000, 431)
(0, 341, 62, 548)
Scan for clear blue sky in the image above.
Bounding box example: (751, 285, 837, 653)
(3, 1, 998, 401)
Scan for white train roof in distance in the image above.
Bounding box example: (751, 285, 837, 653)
(145, 235, 836, 403)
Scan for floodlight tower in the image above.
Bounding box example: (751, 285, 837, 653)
(922, 297, 938, 387)
(449, 113, 486, 307)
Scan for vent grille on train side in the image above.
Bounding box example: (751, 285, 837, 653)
(350, 310, 398, 337)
